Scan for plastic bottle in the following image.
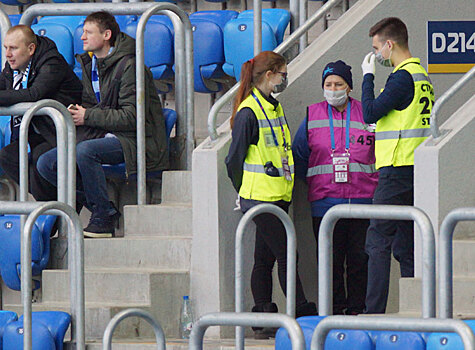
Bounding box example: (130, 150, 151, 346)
(180, 295, 194, 339)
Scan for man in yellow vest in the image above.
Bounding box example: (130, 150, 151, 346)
(360, 17, 434, 313)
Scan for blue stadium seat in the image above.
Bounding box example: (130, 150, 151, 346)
(124, 19, 174, 93)
(0, 311, 17, 349)
(0, 116, 11, 149)
(8, 14, 37, 27)
(238, 9, 290, 44)
(0, 215, 57, 291)
(73, 25, 85, 79)
(0, 0, 31, 6)
(37, 16, 86, 37)
(276, 316, 326, 350)
(223, 18, 277, 79)
(115, 15, 138, 30)
(3, 311, 70, 350)
(427, 320, 475, 349)
(102, 108, 177, 182)
(188, 11, 238, 93)
(374, 331, 426, 349)
(32, 23, 75, 68)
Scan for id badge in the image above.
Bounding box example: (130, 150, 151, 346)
(332, 152, 350, 183)
(281, 156, 293, 182)
(264, 133, 275, 147)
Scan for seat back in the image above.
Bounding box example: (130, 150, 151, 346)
(238, 9, 290, 44)
(276, 316, 327, 350)
(189, 10, 238, 28)
(0, 311, 17, 349)
(427, 320, 475, 349)
(374, 331, 426, 349)
(0, 215, 57, 290)
(114, 15, 137, 30)
(223, 18, 276, 79)
(326, 329, 374, 350)
(0, 0, 31, 6)
(32, 23, 75, 67)
(37, 16, 86, 37)
(3, 311, 70, 350)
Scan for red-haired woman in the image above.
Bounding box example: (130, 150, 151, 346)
(225, 51, 316, 339)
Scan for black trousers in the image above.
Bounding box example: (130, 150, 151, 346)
(365, 166, 414, 314)
(312, 216, 369, 314)
(240, 198, 308, 308)
(0, 133, 57, 201)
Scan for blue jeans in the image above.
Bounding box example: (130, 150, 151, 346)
(364, 166, 414, 314)
(37, 137, 124, 216)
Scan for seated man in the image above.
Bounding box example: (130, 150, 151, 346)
(38, 12, 169, 238)
(0, 25, 83, 201)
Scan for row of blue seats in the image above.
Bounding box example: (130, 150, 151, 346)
(0, 310, 70, 350)
(22, 9, 289, 93)
(276, 316, 475, 350)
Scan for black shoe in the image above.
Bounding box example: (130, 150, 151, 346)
(83, 213, 115, 238)
(296, 302, 317, 318)
(252, 302, 278, 339)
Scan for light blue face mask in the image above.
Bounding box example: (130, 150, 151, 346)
(375, 42, 393, 67)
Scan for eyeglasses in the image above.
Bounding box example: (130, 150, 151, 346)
(277, 71, 288, 79)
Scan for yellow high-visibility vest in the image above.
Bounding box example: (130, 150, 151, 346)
(238, 88, 294, 202)
(375, 58, 434, 169)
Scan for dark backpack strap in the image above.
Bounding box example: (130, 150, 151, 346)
(100, 54, 134, 110)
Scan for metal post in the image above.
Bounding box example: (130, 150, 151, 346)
(0, 201, 84, 350)
(20, 2, 195, 203)
(207, 0, 343, 141)
(0, 8, 11, 68)
(235, 204, 297, 349)
(318, 204, 435, 318)
(103, 308, 165, 350)
(289, 0, 299, 35)
(135, 3, 194, 202)
(253, 0, 262, 56)
(190, 312, 305, 350)
(310, 316, 475, 350)
(439, 208, 475, 319)
(298, 0, 308, 53)
(430, 66, 475, 140)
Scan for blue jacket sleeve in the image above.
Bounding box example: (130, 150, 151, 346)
(292, 115, 310, 181)
(362, 70, 414, 124)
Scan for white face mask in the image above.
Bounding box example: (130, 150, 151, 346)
(324, 89, 348, 107)
(375, 42, 393, 67)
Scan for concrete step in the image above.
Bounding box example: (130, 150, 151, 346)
(161, 171, 192, 204)
(68, 338, 274, 350)
(83, 236, 191, 269)
(42, 269, 189, 304)
(399, 277, 475, 316)
(453, 240, 475, 277)
(124, 203, 192, 236)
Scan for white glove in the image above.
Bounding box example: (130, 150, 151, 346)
(233, 195, 241, 211)
(361, 52, 376, 76)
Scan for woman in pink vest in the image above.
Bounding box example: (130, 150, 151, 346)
(293, 61, 378, 315)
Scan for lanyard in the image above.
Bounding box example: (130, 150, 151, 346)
(251, 91, 288, 151)
(328, 100, 351, 151)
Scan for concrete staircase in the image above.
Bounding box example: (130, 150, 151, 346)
(5, 171, 193, 342)
(398, 240, 475, 319)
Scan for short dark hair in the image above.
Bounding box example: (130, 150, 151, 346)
(369, 17, 408, 49)
(84, 11, 120, 45)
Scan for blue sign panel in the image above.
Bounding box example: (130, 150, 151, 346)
(427, 21, 475, 73)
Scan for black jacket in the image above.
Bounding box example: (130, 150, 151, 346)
(0, 35, 96, 146)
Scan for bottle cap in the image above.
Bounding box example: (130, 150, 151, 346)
(183, 295, 189, 300)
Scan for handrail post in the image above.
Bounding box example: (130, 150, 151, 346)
(136, 3, 194, 204)
(0, 201, 85, 350)
(102, 308, 165, 350)
(318, 204, 435, 318)
(190, 312, 305, 350)
(430, 66, 475, 140)
(311, 316, 475, 350)
(439, 207, 475, 319)
(235, 204, 297, 349)
(0, 8, 11, 68)
(253, 0, 262, 56)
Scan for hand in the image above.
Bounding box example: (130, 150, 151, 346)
(361, 52, 376, 76)
(68, 104, 86, 126)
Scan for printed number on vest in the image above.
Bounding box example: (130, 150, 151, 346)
(350, 135, 375, 145)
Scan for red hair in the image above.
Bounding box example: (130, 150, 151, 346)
(230, 51, 286, 129)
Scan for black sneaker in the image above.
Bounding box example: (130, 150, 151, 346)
(252, 303, 278, 339)
(83, 214, 115, 238)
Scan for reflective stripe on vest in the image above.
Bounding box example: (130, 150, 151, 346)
(238, 88, 294, 202)
(308, 119, 368, 131)
(306, 163, 376, 177)
(374, 58, 433, 169)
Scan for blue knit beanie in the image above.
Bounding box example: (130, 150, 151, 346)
(321, 60, 353, 89)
